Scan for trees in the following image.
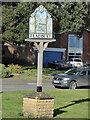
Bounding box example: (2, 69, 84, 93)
(59, 2, 89, 35)
(2, 2, 90, 45)
(86, 2, 90, 30)
(2, 2, 33, 45)
(2, 2, 60, 45)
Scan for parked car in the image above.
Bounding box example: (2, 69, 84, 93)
(83, 63, 90, 68)
(69, 58, 83, 67)
(48, 60, 72, 70)
(52, 67, 90, 89)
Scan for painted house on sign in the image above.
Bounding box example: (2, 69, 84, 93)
(29, 5, 53, 39)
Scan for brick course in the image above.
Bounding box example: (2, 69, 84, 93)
(23, 97, 54, 118)
(83, 30, 90, 63)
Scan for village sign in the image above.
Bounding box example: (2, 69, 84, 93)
(29, 5, 52, 39)
(25, 5, 56, 92)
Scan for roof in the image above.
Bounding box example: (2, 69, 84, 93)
(45, 48, 66, 52)
(54, 28, 90, 35)
(84, 28, 90, 32)
(33, 47, 66, 52)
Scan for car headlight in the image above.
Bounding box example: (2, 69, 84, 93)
(63, 78, 70, 80)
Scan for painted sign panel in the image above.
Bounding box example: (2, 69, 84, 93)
(29, 5, 52, 39)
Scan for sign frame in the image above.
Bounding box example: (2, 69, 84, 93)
(29, 5, 53, 39)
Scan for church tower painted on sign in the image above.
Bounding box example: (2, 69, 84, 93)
(29, 5, 53, 39)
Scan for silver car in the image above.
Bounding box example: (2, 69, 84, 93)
(52, 68, 90, 89)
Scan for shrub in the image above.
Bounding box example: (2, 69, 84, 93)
(0, 64, 5, 69)
(1, 68, 11, 78)
(24, 69, 31, 76)
(0, 64, 11, 78)
(8, 64, 23, 74)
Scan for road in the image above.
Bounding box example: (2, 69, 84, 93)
(2, 80, 56, 91)
(1, 80, 90, 91)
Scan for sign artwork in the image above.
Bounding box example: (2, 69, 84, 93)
(29, 5, 52, 39)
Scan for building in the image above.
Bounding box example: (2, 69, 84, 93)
(48, 29, 90, 64)
(2, 29, 90, 67)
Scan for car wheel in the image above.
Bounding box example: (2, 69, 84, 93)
(69, 81, 77, 89)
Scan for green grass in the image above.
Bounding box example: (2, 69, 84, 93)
(2, 90, 89, 118)
(43, 67, 64, 75)
(2, 65, 64, 81)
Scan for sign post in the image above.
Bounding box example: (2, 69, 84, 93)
(37, 42, 43, 92)
(25, 5, 56, 92)
(23, 5, 56, 118)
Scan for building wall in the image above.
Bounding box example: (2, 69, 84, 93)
(48, 34, 60, 48)
(59, 33, 68, 59)
(2, 45, 35, 65)
(87, 31, 90, 63)
(49, 33, 70, 60)
(83, 30, 90, 63)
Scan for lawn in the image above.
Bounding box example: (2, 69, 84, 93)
(2, 90, 89, 119)
(2, 65, 64, 81)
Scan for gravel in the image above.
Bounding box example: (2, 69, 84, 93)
(23, 92, 55, 100)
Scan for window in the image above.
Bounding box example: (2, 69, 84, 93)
(81, 71, 86, 76)
(68, 35, 75, 48)
(69, 53, 74, 55)
(74, 59, 81, 62)
(76, 53, 81, 55)
(68, 35, 82, 48)
(88, 70, 90, 75)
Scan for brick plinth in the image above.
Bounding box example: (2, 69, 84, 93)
(23, 92, 55, 118)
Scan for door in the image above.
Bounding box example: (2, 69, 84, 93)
(43, 51, 62, 67)
(88, 70, 90, 86)
(35, 51, 62, 67)
(77, 70, 88, 86)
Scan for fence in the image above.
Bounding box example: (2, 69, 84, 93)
(2, 45, 36, 65)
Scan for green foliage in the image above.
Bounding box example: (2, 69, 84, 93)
(2, 2, 60, 44)
(0, 64, 5, 69)
(0, 64, 11, 78)
(60, 2, 89, 34)
(2, 2, 90, 44)
(8, 64, 23, 74)
(43, 68, 64, 75)
(86, 2, 90, 30)
(24, 69, 31, 76)
(2, 2, 89, 44)
(1, 69, 11, 78)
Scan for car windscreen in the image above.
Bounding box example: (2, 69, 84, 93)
(65, 69, 80, 75)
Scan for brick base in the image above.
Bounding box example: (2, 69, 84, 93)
(23, 97, 54, 118)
